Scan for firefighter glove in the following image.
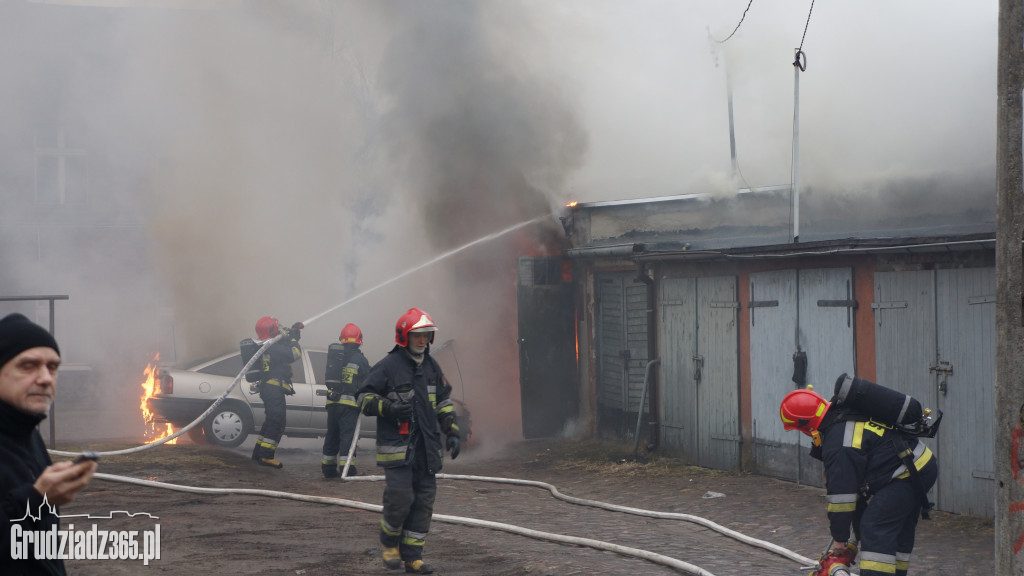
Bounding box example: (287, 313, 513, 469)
(446, 434, 460, 460)
(384, 399, 413, 421)
(289, 322, 303, 341)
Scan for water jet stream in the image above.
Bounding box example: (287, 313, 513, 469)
(50, 213, 554, 457)
(302, 213, 551, 326)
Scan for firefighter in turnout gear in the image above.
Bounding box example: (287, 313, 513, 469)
(780, 378, 939, 576)
(357, 308, 460, 575)
(321, 323, 372, 478)
(250, 316, 302, 468)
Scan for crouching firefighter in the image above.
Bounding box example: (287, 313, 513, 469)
(357, 308, 461, 575)
(321, 323, 372, 478)
(780, 374, 941, 576)
(249, 316, 302, 468)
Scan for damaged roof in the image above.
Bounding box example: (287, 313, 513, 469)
(565, 175, 995, 260)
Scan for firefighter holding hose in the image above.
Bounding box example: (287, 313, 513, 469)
(320, 322, 372, 478)
(357, 308, 461, 575)
(250, 316, 302, 469)
(779, 374, 939, 576)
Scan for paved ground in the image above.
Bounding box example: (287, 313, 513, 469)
(51, 435, 992, 576)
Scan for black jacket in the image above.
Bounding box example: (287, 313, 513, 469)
(257, 334, 301, 393)
(813, 409, 937, 543)
(357, 346, 458, 472)
(0, 401, 65, 576)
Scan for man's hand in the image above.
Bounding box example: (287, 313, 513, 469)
(289, 322, 303, 341)
(446, 435, 460, 460)
(384, 400, 413, 421)
(33, 459, 97, 507)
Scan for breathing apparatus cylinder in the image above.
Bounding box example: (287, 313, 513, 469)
(832, 373, 923, 428)
(324, 343, 346, 391)
(240, 338, 262, 384)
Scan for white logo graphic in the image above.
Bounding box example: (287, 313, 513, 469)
(10, 495, 161, 565)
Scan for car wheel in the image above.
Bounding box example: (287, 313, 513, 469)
(203, 404, 252, 448)
(186, 426, 209, 445)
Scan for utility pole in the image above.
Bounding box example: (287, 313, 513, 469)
(995, 0, 1023, 574)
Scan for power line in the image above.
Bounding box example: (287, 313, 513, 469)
(712, 0, 755, 44)
(797, 0, 816, 52)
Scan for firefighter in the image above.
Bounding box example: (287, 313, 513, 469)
(321, 323, 372, 478)
(250, 316, 302, 469)
(357, 308, 460, 575)
(779, 386, 938, 576)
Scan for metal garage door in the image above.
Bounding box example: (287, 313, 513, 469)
(595, 272, 649, 439)
(750, 268, 856, 485)
(874, 267, 995, 517)
(659, 276, 740, 470)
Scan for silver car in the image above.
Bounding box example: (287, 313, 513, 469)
(145, 343, 471, 448)
(145, 347, 373, 447)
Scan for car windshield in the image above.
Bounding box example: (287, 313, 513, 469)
(197, 353, 305, 384)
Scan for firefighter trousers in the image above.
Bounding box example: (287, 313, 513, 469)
(322, 402, 359, 465)
(858, 460, 938, 576)
(379, 449, 436, 562)
(254, 383, 287, 459)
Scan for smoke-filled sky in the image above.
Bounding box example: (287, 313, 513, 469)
(0, 0, 999, 444)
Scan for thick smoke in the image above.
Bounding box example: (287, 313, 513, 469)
(0, 1, 997, 444)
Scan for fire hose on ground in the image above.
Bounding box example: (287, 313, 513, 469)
(45, 340, 832, 574)
(48, 352, 827, 575)
(92, 470, 717, 576)
(43, 214, 834, 573)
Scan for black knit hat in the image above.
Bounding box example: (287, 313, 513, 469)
(0, 313, 60, 370)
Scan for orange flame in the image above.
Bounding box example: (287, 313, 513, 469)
(566, 200, 578, 208)
(140, 353, 177, 444)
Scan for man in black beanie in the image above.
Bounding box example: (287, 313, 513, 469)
(0, 313, 97, 575)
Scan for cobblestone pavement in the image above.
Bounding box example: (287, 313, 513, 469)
(64, 437, 993, 575)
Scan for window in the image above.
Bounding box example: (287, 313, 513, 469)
(199, 353, 306, 383)
(201, 355, 244, 378)
(35, 126, 87, 204)
(308, 351, 327, 385)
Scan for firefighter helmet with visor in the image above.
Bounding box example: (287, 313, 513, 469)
(780, 387, 830, 436)
(339, 323, 363, 345)
(394, 307, 437, 347)
(255, 316, 281, 340)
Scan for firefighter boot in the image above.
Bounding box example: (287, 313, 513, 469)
(255, 457, 283, 468)
(322, 463, 339, 478)
(381, 546, 402, 570)
(340, 463, 358, 477)
(404, 560, 435, 574)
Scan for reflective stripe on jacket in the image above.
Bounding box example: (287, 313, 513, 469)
(357, 345, 457, 472)
(817, 415, 935, 543)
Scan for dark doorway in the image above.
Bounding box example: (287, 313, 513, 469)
(517, 257, 578, 438)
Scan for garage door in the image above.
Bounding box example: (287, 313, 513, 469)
(660, 276, 740, 470)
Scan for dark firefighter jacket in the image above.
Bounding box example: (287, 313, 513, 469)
(357, 345, 459, 472)
(0, 401, 66, 576)
(812, 409, 936, 543)
(257, 334, 301, 394)
(324, 343, 371, 407)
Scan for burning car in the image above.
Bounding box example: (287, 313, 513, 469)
(145, 344, 472, 449)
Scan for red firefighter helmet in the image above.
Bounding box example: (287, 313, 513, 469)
(255, 316, 280, 340)
(779, 387, 830, 436)
(394, 307, 437, 347)
(339, 323, 363, 345)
